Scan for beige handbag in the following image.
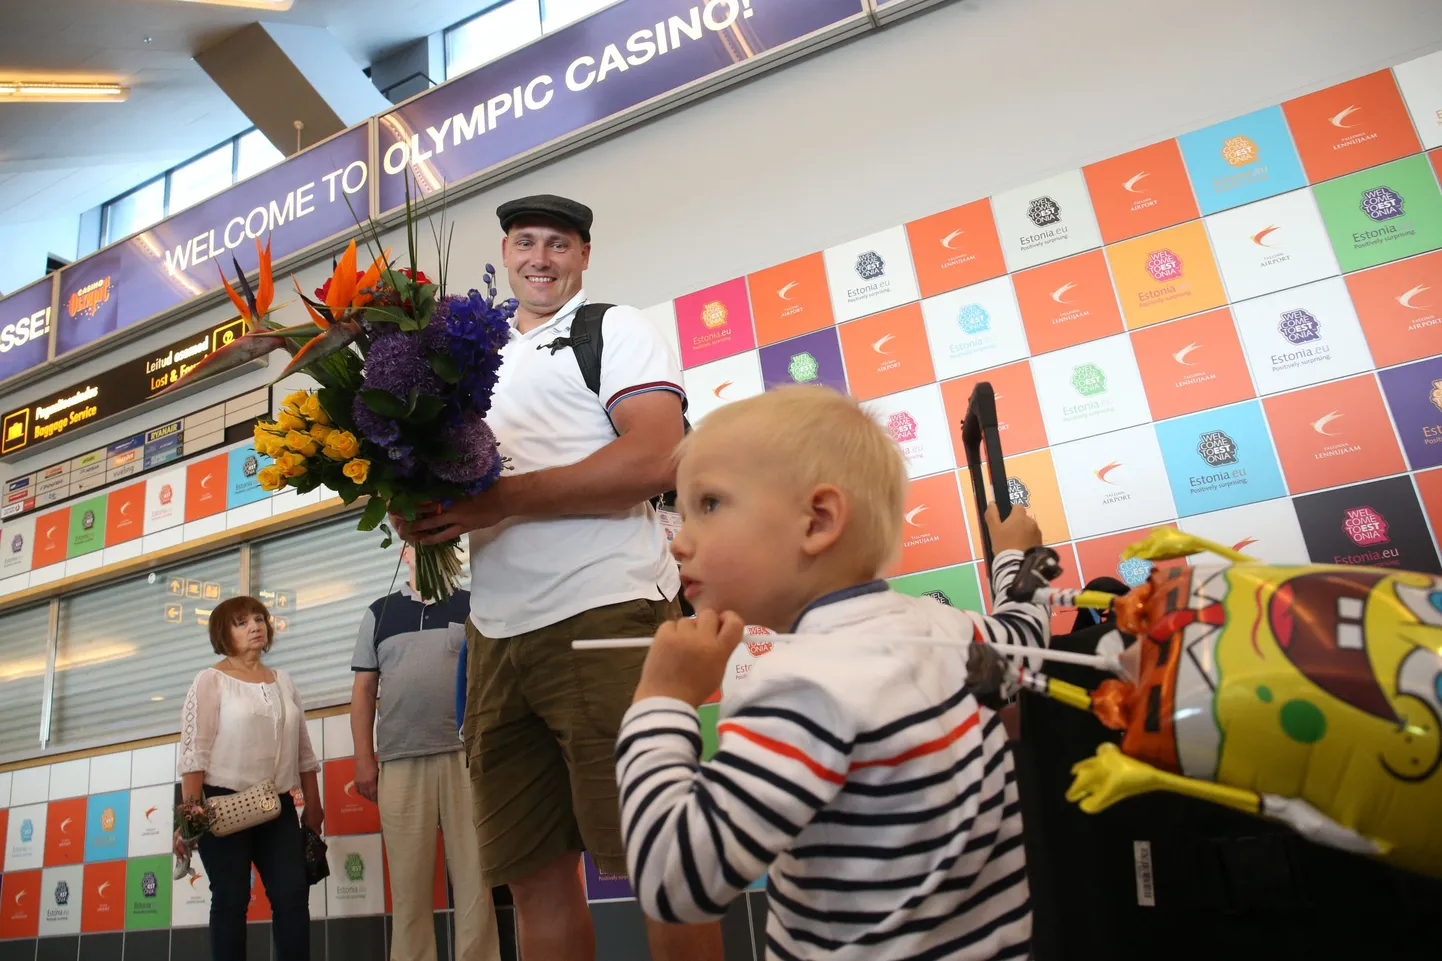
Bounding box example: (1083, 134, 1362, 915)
(208, 779, 282, 837)
(208, 677, 288, 837)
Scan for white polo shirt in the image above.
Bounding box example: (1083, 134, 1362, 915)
(468, 289, 685, 639)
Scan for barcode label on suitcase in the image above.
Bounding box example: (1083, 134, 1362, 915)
(1133, 840, 1156, 907)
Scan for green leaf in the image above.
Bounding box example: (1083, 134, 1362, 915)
(358, 495, 389, 532)
(316, 388, 351, 429)
(361, 388, 408, 419)
(408, 394, 446, 424)
(360, 305, 409, 326)
(429, 352, 461, 385)
(379, 522, 394, 550)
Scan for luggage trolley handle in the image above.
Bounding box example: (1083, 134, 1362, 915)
(961, 382, 1012, 576)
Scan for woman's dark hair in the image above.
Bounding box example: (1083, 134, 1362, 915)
(208, 596, 275, 656)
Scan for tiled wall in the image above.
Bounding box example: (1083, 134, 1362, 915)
(636, 54, 1442, 622)
(0, 719, 769, 961)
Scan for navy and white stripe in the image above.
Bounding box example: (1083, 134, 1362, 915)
(617, 550, 1045, 960)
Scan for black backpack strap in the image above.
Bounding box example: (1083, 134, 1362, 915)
(569, 302, 613, 403)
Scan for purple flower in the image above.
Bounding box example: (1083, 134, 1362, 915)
(351, 396, 399, 446)
(426, 412, 501, 494)
(363, 332, 443, 398)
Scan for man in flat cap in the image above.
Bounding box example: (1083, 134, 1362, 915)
(397, 196, 718, 960)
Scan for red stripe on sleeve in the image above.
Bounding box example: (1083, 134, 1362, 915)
(716, 721, 847, 785)
(606, 382, 685, 410)
(850, 711, 981, 771)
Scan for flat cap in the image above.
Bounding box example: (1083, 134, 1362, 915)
(497, 194, 593, 242)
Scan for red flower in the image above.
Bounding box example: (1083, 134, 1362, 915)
(398, 268, 432, 285)
(315, 271, 365, 302)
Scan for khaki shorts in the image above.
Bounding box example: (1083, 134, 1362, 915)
(462, 597, 679, 886)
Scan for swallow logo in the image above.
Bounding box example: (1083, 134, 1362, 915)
(872, 333, 896, 354)
(1173, 342, 1202, 366)
(15, 890, 27, 906)
(344, 780, 358, 797)
(121, 500, 132, 516)
(712, 381, 734, 399)
(189, 874, 202, 888)
(44, 524, 57, 544)
(200, 474, 214, 490)
(145, 807, 158, 821)
(777, 282, 799, 301)
(1050, 282, 1077, 304)
(1312, 410, 1344, 436)
(1122, 171, 1149, 193)
(1251, 225, 1281, 247)
(1233, 537, 1258, 552)
(1095, 462, 1122, 484)
(1398, 284, 1431, 310)
(59, 817, 73, 834)
(97, 882, 112, 897)
(940, 229, 966, 250)
(904, 505, 929, 526)
(1330, 104, 1362, 128)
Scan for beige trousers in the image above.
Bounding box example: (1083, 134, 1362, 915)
(378, 752, 501, 961)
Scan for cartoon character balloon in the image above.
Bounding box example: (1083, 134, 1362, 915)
(1018, 528, 1442, 879)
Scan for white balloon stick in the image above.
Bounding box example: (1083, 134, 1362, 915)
(571, 635, 1120, 673)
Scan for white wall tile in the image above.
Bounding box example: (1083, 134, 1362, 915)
(322, 714, 354, 759)
(48, 758, 90, 799)
(11, 765, 49, 806)
(0, 771, 11, 808)
(183, 515, 227, 541)
(129, 783, 176, 859)
(5, 801, 47, 870)
(102, 540, 145, 566)
(324, 833, 385, 916)
(142, 527, 185, 555)
(64, 553, 105, 577)
(88, 751, 133, 794)
(0, 573, 30, 596)
(226, 501, 273, 530)
(29, 563, 66, 587)
(131, 743, 177, 788)
(306, 718, 324, 761)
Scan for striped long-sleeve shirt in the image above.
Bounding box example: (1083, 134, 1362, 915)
(616, 549, 1048, 961)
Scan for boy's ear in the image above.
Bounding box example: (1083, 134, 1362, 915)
(800, 484, 848, 557)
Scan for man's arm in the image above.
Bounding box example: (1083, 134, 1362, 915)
(350, 672, 380, 802)
(400, 390, 683, 543)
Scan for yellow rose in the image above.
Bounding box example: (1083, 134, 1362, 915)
(284, 430, 319, 457)
(275, 410, 306, 433)
(323, 430, 360, 461)
(282, 390, 308, 412)
(300, 394, 331, 426)
(253, 430, 285, 457)
(257, 465, 286, 491)
(309, 423, 334, 444)
(278, 452, 308, 478)
(342, 458, 371, 484)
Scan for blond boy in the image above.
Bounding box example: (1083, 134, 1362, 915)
(615, 387, 1047, 961)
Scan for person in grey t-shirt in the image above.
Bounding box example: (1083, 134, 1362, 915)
(350, 547, 499, 961)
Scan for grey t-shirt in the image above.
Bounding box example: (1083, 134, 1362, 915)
(351, 584, 470, 762)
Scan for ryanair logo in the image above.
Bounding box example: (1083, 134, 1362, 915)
(67, 276, 113, 319)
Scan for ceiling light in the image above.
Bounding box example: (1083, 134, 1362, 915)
(0, 81, 130, 102)
(172, 0, 295, 9)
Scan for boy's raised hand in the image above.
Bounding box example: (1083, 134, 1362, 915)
(633, 610, 745, 708)
(986, 503, 1043, 555)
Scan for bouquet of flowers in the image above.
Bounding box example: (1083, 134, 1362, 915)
(172, 797, 212, 879)
(164, 204, 516, 600)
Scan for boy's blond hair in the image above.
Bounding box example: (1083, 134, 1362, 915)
(681, 387, 906, 575)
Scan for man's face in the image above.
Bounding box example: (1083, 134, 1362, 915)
(501, 220, 590, 316)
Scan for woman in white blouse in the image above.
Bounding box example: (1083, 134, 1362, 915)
(175, 595, 323, 961)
